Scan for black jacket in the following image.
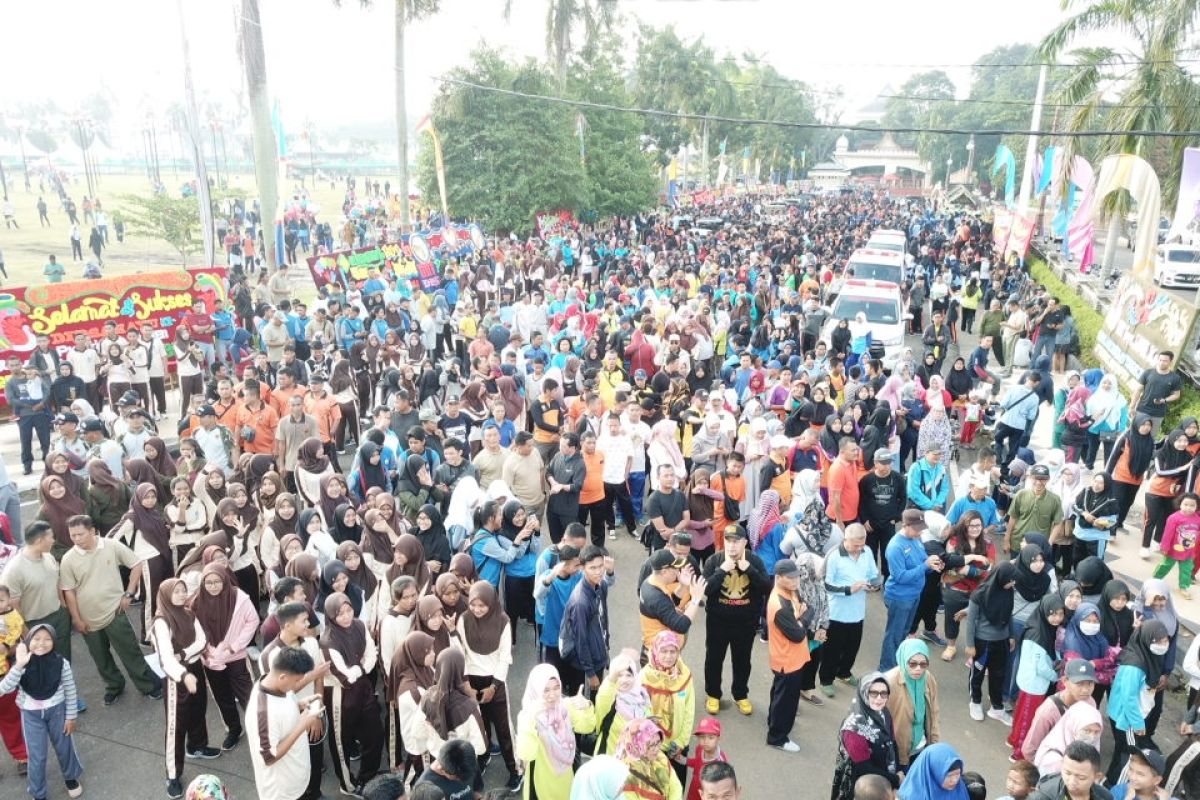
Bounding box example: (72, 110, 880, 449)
(1029, 774, 1112, 800)
(702, 550, 771, 624)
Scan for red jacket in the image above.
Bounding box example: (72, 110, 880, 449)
(624, 330, 657, 378)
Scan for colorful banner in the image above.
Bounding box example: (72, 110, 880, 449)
(416, 116, 449, 220)
(306, 224, 482, 291)
(1169, 147, 1200, 243)
(0, 268, 228, 394)
(1095, 277, 1199, 391)
(1006, 212, 1038, 260)
(1094, 154, 1161, 281)
(1065, 156, 1096, 271)
(992, 205, 1013, 254)
(992, 145, 1017, 208)
(535, 210, 576, 240)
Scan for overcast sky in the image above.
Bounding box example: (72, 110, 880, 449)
(3, 0, 1081, 138)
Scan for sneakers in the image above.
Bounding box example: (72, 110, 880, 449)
(736, 698, 753, 715)
(1182, 588, 1195, 601)
(147, 685, 164, 700)
(608, 529, 617, 540)
(705, 696, 720, 714)
(187, 747, 221, 760)
(836, 674, 858, 687)
(987, 708, 1014, 726)
(1140, 547, 1153, 558)
(770, 739, 801, 753)
(820, 684, 836, 699)
(103, 689, 124, 706)
(969, 702, 984, 721)
(921, 630, 948, 647)
(222, 729, 243, 751)
(339, 786, 364, 799)
(17, 760, 27, 776)
(66, 779, 83, 799)
(505, 772, 524, 791)
(800, 691, 824, 706)
(167, 778, 184, 799)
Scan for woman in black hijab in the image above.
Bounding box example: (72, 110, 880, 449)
(818, 414, 844, 460)
(945, 357, 973, 402)
(829, 318, 852, 360)
(1105, 413, 1155, 530)
(330, 502, 363, 546)
(317, 559, 365, 618)
(1074, 555, 1114, 604)
(915, 351, 940, 390)
(1143, 427, 1194, 551)
(413, 504, 452, 575)
(966, 560, 1018, 721)
(1106, 619, 1171, 784)
(321, 592, 384, 794)
(350, 441, 390, 503)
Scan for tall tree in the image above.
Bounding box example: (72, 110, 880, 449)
(507, 0, 618, 90)
(237, 0, 279, 269)
(1038, 0, 1200, 275)
(416, 49, 586, 234)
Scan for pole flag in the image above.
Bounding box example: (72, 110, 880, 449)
(416, 115, 449, 220)
(575, 113, 588, 166)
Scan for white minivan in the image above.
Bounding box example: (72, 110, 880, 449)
(1154, 244, 1200, 288)
(820, 279, 909, 369)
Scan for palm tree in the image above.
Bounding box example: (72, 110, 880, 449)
(1037, 0, 1200, 277)
(339, 1, 440, 231)
(506, 0, 618, 90)
(237, 0, 280, 269)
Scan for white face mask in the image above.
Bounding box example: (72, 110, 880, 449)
(1079, 621, 1101, 637)
(1150, 643, 1170, 656)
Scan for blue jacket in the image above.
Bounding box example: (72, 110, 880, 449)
(1108, 664, 1150, 732)
(561, 578, 610, 679)
(906, 458, 948, 510)
(946, 495, 1000, 528)
(470, 529, 531, 587)
(754, 522, 788, 575)
(213, 310, 236, 341)
(539, 571, 582, 648)
(884, 533, 931, 603)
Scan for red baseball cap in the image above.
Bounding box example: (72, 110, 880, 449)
(694, 717, 722, 736)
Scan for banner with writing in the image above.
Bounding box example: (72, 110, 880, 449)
(306, 224, 484, 291)
(535, 210, 576, 241)
(0, 268, 228, 393)
(1095, 274, 1199, 391)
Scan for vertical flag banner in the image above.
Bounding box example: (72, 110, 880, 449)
(992, 145, 1017, 208)
(1094, 154, 1161, 281)
(1036, 146, 1057, 195)
(742, 147, 751, 179)
(1169, 147, 1200, 243)
(1066, 156, 1096, 271)
(416, 115, 449, 220)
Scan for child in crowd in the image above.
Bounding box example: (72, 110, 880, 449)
(961, 389, 985, 446)
(685, 717, 728, 800)
(1109, 748, 1168, 800)
(1155, 492, 1200, 599)
(997, 760, 1038, 800)
(0, 586, 29, 775)
(0, 623, 83, 800)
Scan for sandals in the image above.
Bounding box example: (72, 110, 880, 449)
(941, 645, 957, 662)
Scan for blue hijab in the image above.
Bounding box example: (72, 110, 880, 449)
(898, 743, 969, 800)
(1062, 601, 1110, 660)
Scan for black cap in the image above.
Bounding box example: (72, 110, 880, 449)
(196, 404, 217, 417)
(80, 417, 105, 433)
(649, 549, 686, 571)
(723, 524, 747, 541)
(1030, 464, 1051, 479)
(55, 412, 79, 425)
(118, 390, 141, 406)
(774, 560, 800, 577)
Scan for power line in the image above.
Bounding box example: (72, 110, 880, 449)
(433, 76, 1200, 138)
(733, 52, 1200, 70)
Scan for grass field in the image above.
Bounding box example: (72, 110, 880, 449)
(0, 170, 393, 286)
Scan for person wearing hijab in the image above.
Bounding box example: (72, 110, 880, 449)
(329, 503, 362, 548)
(1141, 427, 1193, 557)
(284, 553, 321, 607)
(384, 629, 435, 778)
(109, 482, 175, 638)
(945, 357, 973, 403)
(1071, 473, 1119, 561)
(830, 673, 900, 800)
(571, 755, 630, 800)
(1060, 601, 1117, 700)
(964, 560, 1018, 724)
(736, 417, 770, 521)
(261, 492, 299, 579)
(421, 648, 488, 765)
(515, 662, 595, 800)
(150, 578, 216, 789)
(746, 489, 787, 575)
(43, 451, 85, 498)
(915, 401, 954, 468)
(614, 716, 683, 800)
(782, 470, 839, 560)
(1100, 580, 1135, 657)
(143, 436, 178, 480)
(1032, 700, 1105, 777)
(1084, 372, 1128, 469)
(165, 475, 209, 569)
(639, 630, 695, 784)
(413, 594, 452, 656)
(321, 591, 383, 795)
(83, 459, 132, 543)
(413, 504, 453, 576)
(884, 638, 940, 770)
(1008, 594, 1066, 760)
(35, 474, 87, 560)
(209, 496, 260, 603)
(191, 562, 257, 743)
(1134, 578, 1180, 737)
(191, 464, 226, 523)
(790, 551, 830, 706)
(395, 454, 443, 526)
(387, 533, 432, 596)
(445, 476, 485, 551)
(456, 581, 519, 786)
(300, 506, 338, 568)
(295, 437, 335, 511)
(897, 742, 969, 800)
(348, 441, 391, 503)
(592, 649, 650, 757)
(0, 624, 83, 800)
(317, 560, 365, 622)
(175, 532, 232, 594)
(378, 575, 420, 683)
(1105, 619, 1171, 784)
(1059, 383, 1094, 465)
(335, 542, 378, 607)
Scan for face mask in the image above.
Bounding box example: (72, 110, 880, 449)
(1079, 621, 1101, 637)
(1150, 643, 1170, 656)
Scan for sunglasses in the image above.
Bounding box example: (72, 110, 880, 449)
(907, 659, 930, 669)
(867, 689, 891, 699)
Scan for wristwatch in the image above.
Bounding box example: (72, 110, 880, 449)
(122, 592, 136, 600)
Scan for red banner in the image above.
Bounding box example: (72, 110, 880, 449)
(0, 268, 228, 394)
(306, 224, 484, 290)
(1007, 212, 1038, 260)
(535, 210, 576, 240)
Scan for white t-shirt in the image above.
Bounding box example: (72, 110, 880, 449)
(620, 417, 652, 473)
(596, 432, 633, 484)
(247, 683, 310, 800)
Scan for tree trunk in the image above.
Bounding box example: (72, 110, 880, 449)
(700, 119, 709, 188)
(241, 0, 279, 270)
(176, 0, 215, 268)
(554, 9, 570, 92)
(396, 2, 411, 231)
(1100, 213, 1121, 282)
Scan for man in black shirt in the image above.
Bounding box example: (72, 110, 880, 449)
(388, 389, 420, 443)
(413, 740, 479, 798)
(1131, 350, 1184, 437)
(438, 394, 472, 442)
(702, 524, 771, 715)
(546, 432, 586, 544)
(1031, 297, 1063, 368)
(858, 449, 907, 578)
(644, 464, 689, 552)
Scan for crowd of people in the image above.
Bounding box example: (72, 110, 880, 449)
(0, 183, 1198, 800)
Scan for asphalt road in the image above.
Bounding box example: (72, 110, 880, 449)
(0, 323, 1190, 800)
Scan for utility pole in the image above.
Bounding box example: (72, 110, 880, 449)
(16, 126, 29, 191)
(1017, 64, 1048, 211)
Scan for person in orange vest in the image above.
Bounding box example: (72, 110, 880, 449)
(765, 559, 811, 753)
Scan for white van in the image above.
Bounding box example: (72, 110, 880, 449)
(1155, 244, 1200, 288)
(846, 247, 906, 287)
(820, 279, 909, 369)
